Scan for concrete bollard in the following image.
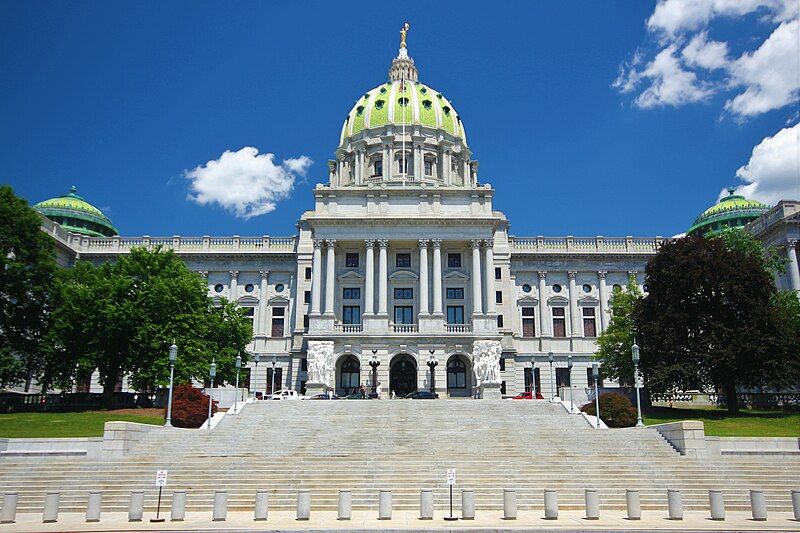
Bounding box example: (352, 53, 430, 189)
(709, 489, 725, 521)
(1, 493, 18, 524)
(544, 490, 558, 520)
(667, 489, 683, 520)
(461, 490, 475, 520)
(503, 489, 517, 520)
(128, 491, 144, 522)
(338, 490, 351, 521)
(750, 490, 767, 521)
(43, 492, 59, 523)
(254, 491, 268, 521)
(171, 491, 186, 521)
(791, 490, 799, 522)
(212, 490, 227, 521)
(626, 490, 641, 520)
(419, 489, 433, 520)
(378, 490, 392, 520)
(86, 491, 102, 522)
(585, 489, 600, 520)
(297, 490, 310, 520)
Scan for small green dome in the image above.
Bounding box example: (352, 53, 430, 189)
(340, 80, 467, 146)
(34, 186, 118, 237)
(688, 188, 769, 236)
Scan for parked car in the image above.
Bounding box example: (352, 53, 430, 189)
(405, 390, 438, 399)
(269, 389, 302, 400)
(343, 392, 369, 399)
(512, 391, 545, 400)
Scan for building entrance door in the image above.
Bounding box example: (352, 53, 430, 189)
(390, 355, 417, 397)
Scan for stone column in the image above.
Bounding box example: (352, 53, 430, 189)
(598, 271, 608, 333)
(431, 239, 443, 316)
(568, 271, 580, 336)
(382, 145, 389, 180)
(471, 239, 483, 316)
(310, 240, 323, 315)
(418, 240, 429, 316)
(377, 240, 388, 316)
(787, 241, 800, 292)
(388, 145, 394, 180)
(258, 270, 269, 335)
(324, 240, 336, 316)
(229, 270, 239, 301)
(354, 151, 362, 185)
(364, 240, 375, 315)
(538, 271, 549, 336)
(443, 150, 451, 185)
(484, 239, 496, 315)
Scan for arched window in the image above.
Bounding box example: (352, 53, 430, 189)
(339, 355, 360, 395)
(447, 357, 467, 389)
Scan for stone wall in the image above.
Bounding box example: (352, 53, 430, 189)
(649, 420, 707, 458)
(101, 421, 160, 458)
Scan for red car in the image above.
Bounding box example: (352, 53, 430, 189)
(512, 391, 545, 400)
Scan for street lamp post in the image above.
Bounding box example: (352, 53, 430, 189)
(567, 354, 575, 413)
(164, 343, 177, 427)
(530, 355, 537, 398)
(207, 360, 216, 430)
(548, 351, 556, 402)
(427, 351, 438, 394)
(232, 354, 242, 415)
(252, 354, 260, 400)
(271, 356, 277, 398)
(592, 361, 600, 429)
(369, 352, 380, 395)
(631, 340, 644, 428)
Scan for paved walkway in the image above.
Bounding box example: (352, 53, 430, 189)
(2, 510, 799, 532)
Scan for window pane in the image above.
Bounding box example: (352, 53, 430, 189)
(394, 288, 413, 299)
(446, 287, 464, 299)
(584, 318, 596, 337)
(553, 307, 565, 317)
(553, 318, 566, 338)
(522, 307, 534, 317)
(522, 318, 535, 337)
(447, 253, 461, 268)
(447, 306, 464, 324)
(272, 307, 285, 316)
(495, 291, 502, 304)
(345, 253, 359, 268)
(582, 307, 595, 317)
(396, 253, 411, 267)
(343, 287, 361, 300)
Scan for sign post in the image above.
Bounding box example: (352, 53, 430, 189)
(444, 469, 457, 521)
(150, 470, 168, 523)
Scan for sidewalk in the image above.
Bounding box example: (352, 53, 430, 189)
(2, 509, 798, 532)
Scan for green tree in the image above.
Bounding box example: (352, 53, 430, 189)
(634, 235, 792, 414)
(0, 185, 57, 389)
(596, 275, 643, 385)
(712, 228, 786, 276)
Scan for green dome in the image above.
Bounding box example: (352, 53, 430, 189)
(34, 186, 118, 237)
(340, 80, 467, 146)
(687, 188, 769, 236)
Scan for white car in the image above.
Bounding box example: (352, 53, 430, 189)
(269, 389, 301, 400)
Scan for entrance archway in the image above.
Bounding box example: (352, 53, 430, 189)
(336, 355, 360, 397)
(446, 354, 471, 397)
(390, 355, 417, 397)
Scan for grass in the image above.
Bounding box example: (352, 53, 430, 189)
(643, 406, 800, 437)
(0, 410, 164, 438)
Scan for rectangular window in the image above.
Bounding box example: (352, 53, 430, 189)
(424, 160, 433, 176)
(345, 253, 359, 268)
(446, 305, 464, 324)
(495, 290, 503, 304)
(304, 290, 311, 304)
(524, 367, 542, 394)
(447, 253, 461, 268)
(272, 307, 285, 316)
(497, 314, 504, 328)
(396, 253, 411, 268)
(373, 160, 382, 177)
(394, 287, 413, 299)
(552, 307, 566, 338)
(394, 305, 413, 324)
(445, 287, 464, 299)
(271, 317, 284, 337)
(556, 367, 571, 387)
(305, 267, 312, 280)
(343, 287, 361, 300)
(587, 367, 605, 388)
(343, 305, 361, 325)
(583, 307, 597, 337)
(303, 314, 309, 329)
(522, 307, 535, 337)
(243, 307, 255, 333)
(495, 267, 502, 280)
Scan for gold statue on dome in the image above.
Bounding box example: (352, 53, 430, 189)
(400, 22, 410, 48)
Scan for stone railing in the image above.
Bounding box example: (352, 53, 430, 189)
(334, 324, 363, 333)
(510, 236, 664, 253)
(445, 324, 472, 333)
(66, 235, 297, 254)
(390, 324, 418, 333)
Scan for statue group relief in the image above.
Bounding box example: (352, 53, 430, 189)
(307, 341, 335, 386)
(472, 340, 502, 386)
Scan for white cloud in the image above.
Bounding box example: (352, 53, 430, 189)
(647, 0, 795, 37)
(731, 123, 800, 204)
(681, 32, 729, 70)
(724, 19, 800, 118)
(185, 147, 312, 219)
(632, 45, 715, 108)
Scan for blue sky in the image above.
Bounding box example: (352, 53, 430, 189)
(2, 1, 797, 238)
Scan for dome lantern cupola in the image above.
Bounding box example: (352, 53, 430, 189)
(687, 187, 769, 236)
(34, 186, 118, 237)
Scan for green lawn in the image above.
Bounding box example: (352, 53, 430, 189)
(0, 411, 164, 438)
(644, 406, 800, 437)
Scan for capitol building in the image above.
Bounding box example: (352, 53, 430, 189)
(33, 38, 800, 403)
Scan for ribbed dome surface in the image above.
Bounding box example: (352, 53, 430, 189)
(688, 188, 769, 236)
(34, 186, 118, 237)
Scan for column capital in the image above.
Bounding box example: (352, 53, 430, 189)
(377, 239, 389, 248)
(229, 270, 239, 280)
(198, 270, 209, 279)
(312, 239, 324, 249)
(431, 238, 442, 249)
(484, 238, 494, 248)
(537, 270, 547, 280)
(418, 239, 430, 249)
(365, 239, 376, 248)
(568, 271, 577, 280)
(470, 239, 482, 249)
(325, 239, 337, 248)
(598, 271, 607, 279)
(259, 270, 270, 279)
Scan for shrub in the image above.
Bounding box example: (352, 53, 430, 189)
(581, 392, 638, 428)
(168, 384, 217, 428)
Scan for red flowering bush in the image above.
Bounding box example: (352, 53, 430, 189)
(168, 384, 217, 428)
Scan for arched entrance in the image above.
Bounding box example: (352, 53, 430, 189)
(446, 355, 471, 398)
(390, 355, 417, 397)
(336, 355, 360, 397)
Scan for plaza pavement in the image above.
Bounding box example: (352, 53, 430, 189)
(1, 510, 799, 532)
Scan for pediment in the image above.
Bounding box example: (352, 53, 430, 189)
(547, 295, 569, 306)
(338, 271, 365, 282)
(443, 271, 469, 281)
(389, 269, 419, 281)
(516, 295, 539, 305)
(268, 295, 290, 306)
(237, 295, 259, 306)
(578, 296, 599, 306)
